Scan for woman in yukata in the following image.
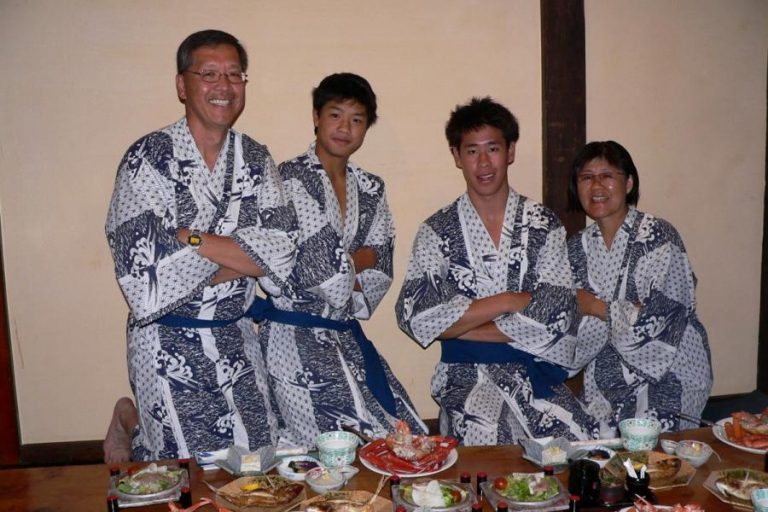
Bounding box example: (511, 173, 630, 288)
(567, 140, 712, 432)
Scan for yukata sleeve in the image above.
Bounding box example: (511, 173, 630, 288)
(230, 139, 297, 294)
(494, 218, 580, 369)
(568, 233, 610, 369)
(395, 221, 472, 348)
(105, 140, 217, 326)
(609, 229, 697, 382)
(352, 189, 394, 319)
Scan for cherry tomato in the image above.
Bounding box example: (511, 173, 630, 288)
(450, 489, 463, 504)
(493, 477, 508, 491)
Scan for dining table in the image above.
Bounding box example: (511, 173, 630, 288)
(0, 427, 764, 511)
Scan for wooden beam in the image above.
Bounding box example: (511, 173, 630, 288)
(541, 0, 586, 236)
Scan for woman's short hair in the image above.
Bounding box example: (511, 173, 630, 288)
(567, 140, 640, 211)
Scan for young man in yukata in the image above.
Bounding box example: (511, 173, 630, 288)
(255, 73, 426, 448)
(396, 97, 598, 446)
(103, 30, 297, 463)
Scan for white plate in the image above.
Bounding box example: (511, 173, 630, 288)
(360, 449, 458, 477)
(713, 417, 768, 455)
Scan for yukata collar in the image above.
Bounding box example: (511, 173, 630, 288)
(589, 205, 638, 238)
(305, 141, 361, 176)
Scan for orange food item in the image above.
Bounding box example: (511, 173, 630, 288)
(731, 414, 744, 441)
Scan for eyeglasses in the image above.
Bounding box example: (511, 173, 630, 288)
(576, 171, 625, 185)
(184, 70, 248, 84)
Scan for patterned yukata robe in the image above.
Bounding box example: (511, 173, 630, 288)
(396, 190, 598, 446)
(568, 206, 712, 432)
(106, 118, 297, 460)
(261, 143, 426, 448)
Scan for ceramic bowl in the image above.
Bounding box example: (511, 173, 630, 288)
(753, 488, 768, 512)
(660, 439, 678, 454)
(674, 440, 713, 468)
(618, 418, 661, 452)
(316, 431, 358, 467)
(304, 466, 359, 494)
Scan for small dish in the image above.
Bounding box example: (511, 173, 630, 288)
(674, 440, 713, 468)
(567, 444, 616, 468)
(660, 439, 678, 455)
(276, 455, 321, 481)
(305, 466, 359, 494)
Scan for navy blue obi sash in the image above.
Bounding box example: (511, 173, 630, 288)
(156, 297, 398, 416)
(440, 339, 567, 399)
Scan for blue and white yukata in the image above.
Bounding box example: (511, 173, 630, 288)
(396, 190, 598, 446)
(106, 118, 297, 460)
(259, 143, 426, 448)
(568, 206, 712, 432)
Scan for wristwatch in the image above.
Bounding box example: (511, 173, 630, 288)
(187, 229, 203, 249)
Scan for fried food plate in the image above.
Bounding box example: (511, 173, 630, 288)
(215, 475, 306, 512)
(703, 468, 768, 509)
(359, 434, 458, 476)
(602, 451, 694, 490)
(298, 490, 392, 512)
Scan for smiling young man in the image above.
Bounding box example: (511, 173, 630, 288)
(256, 73, 426, 447)
(396, 97, 597, 445)
(104, 30, 296, 462)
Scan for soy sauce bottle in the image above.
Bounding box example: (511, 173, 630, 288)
(496, 500, 508, 512)
(180, 487, 192, 508)
(476, 471, 487, 499)
(568, 494, 581, 512)
(471, 503, 482, 512)
(460, 472, 471, 484)
(106, 495, 120, 512)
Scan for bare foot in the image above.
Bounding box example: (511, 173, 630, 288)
(104, 397, 139, 464)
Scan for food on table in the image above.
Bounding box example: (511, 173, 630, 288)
(116, 463, 182, 496)
(586, 448, 611, 461)
(217, 475, 304, 507)
(226, 444, 276, 473)
(359, 424, 458, 474)
(722, 408, 768, 449)
(303, 491, 378, 512)
(645, 457, 682, 480)
(493, 477, 508, 491)
(385, 420, 437, 461)
(540, 446, 567, 466)
(714, 470, 768, 501)
(290, 459, 320, 473)
(491, 473, 559, 502)
(401, 480, 468, 507)
(629, 495, 704, 512)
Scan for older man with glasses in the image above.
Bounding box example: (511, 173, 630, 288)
(104, 30, 297, 462)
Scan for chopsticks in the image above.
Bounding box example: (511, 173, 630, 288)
(676, 411, 715, 427)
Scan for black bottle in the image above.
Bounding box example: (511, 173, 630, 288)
(476, 472, 487, 499)
(496, 500, 508, 512)
(106, 495, 120, 512)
